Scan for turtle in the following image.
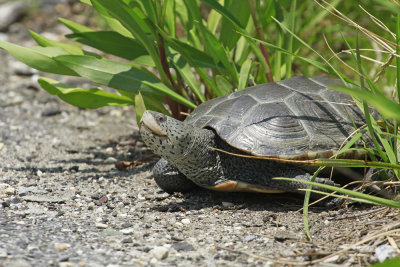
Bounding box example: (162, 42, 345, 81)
(139, 76, 370, 197)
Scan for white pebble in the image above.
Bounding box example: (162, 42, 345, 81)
(95, 223, 108, 229)
(152, 246, 169, 260)
(181, 218, 191, 225)
(120, 228, 134, 235)
(54, 243, 70, 252)
(4, 187, 16, 195)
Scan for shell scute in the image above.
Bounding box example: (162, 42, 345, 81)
(186, 76, 369, 159)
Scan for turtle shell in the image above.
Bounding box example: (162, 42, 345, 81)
(185, 76, 369, 160)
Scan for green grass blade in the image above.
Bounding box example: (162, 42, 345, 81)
(238, 59, 252, 90)
(271, 17, 344, 81)
(215, 75, 234, 95)
(0, 41, 77, 76)
(275, 178, 400, 209)
(38, 77, 134, 108)
(163, 0, 176, 38)
(331, 85, 400, 121)
(284, 0, 296, 79)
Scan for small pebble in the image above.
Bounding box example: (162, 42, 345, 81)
(181, 218, 190, 225)
(105, 157, 118, 163)
(0, 1, 28, 31)
(222, 201, 234, 207)
(91, 193, 105, 200)
(121, 238, 133, 244)
(149, 258, 158, 265)
(121, 222, 133, 228)
(151, 246, 169, 260)
(174, 222, 183, 227)
(18, 188, 29, 196)
(244, 235, 256, 242)
(172, 242, 195, 252)
(0, 248, 7, 258)
(69, 166, 79, 172)
(4, 187, 16, 195)
(54, 243, 70, 252)
(95, 223, 108, 229)
(120, 228, 134, 235)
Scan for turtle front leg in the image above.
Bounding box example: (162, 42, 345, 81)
(153, 158, 198, 193)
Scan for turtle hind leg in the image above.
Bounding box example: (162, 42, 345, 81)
(153, 158, 198, 193)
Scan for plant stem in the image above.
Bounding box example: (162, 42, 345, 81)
(248, 0, 274, 82)
(157, 32, 182, 119)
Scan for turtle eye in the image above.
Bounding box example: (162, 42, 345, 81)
(156, 115, 166, 124)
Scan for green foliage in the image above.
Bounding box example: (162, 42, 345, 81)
(371, 257, 400, 267)
(4, 0, 375, 121)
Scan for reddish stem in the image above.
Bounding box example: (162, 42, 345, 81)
(248, 0, 274, 82)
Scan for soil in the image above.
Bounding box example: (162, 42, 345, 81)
(1, 1, 400, 266)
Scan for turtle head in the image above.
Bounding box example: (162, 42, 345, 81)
(140, 110, 211, 164)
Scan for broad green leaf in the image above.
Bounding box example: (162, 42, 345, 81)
(201, 0, 242, 28)
(29, 30, 84, 55)
(170, 52, 205, 102)
(38, 77, 134, 108)
(54, 55, 196, 108)
(66, 31, 154, 66)
(183, 0, 202, 22)
(59, 18, 95, 33)
(134, 92, 170, 124)
(134, 92, 146, 124)
(158, 30, 218, 69)
(0, 41, 77, 76)
(90, 0, 133, 37)
(196, 67, 221, 97)
(157, 27, 217, 68)
(198, 22, 238, 84)
(219, 0, 250, 50)
(92, 0, 172, 86)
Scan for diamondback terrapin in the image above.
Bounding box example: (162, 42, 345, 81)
(140, 76, 369, 195)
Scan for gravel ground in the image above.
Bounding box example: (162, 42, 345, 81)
(1, 1, 400, 266)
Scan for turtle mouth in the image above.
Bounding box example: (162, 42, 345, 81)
(140, 112, 167, 137)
